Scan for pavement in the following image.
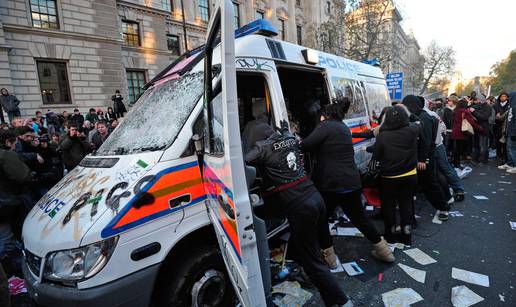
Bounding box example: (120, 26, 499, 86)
(306, 163, 516, 306)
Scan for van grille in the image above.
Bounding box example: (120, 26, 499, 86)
(25, 250, 42, 277)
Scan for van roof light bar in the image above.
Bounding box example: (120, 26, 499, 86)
(362, 58, 381, 67)
(235, 19, 278, 38)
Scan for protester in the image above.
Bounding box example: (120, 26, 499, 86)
(105, 106, 116, 122)
(14, 126, 44, 169)
(0, 88, 21, 124)
(112, 90, 127, 118)
(301, 100, 394, 265)
(91, 121, 110, 150)
(71, 108, 85, 128)
(245, 121, 352, 307)
(493, 92, 510, 165)
(402, 95, 451, 221)
(59, 123, 90, 171)
(451, 99, 484, 168)
(503, 92, 516, 174)
(85, 108, 98, 123)
(470, 97, 492, 164)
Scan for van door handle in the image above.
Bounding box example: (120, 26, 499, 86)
(218, 194, 235, 219)
(169, 194, 191, 208)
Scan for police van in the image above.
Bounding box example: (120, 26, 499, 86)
(22, 1, 391, 306)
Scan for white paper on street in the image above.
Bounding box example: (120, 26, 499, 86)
(473, 195, 488, 200)
(330, 256, 344, 273)
(342, 261, 364, 276)
(452, 268, 490, 287)
(509, 221, 516, 231)
(403, 248, 437, 265)
(449, 211, 464, 217)
(498, 181, 512, 184)
(432, 212, 443, 224)
(336, 227, 364, 237)
(397, 263, 426, 283)
(366, 205, 374, 211)
(451, 285, 484, 307)
(381, 288, 423, 307)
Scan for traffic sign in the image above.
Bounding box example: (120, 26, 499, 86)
(386, 72, 404, 100)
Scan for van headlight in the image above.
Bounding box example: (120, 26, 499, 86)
(44, 236, 118, 282)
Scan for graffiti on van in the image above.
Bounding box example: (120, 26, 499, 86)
(332, 77, 367, 119)
(236, 58, 275, 71)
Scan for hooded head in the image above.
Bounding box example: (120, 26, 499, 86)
(380, 105, 410, 131)
(402, 95, 422, 114)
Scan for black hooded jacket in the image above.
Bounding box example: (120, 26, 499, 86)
(374, 106, 420, 176)
(402, 95, 437, 163)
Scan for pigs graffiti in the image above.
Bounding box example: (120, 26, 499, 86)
(105, 182, 131, 213)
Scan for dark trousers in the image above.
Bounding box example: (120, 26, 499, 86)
(380, 175, 417, 238)
(319, 190, 381, 249)
(472, 133, 489, 163)
(283, 191, 348, 306)
(418, 155, 450, 211)
(453, 139, 468, 168)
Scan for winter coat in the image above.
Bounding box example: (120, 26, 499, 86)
(301, 119, 362, 192)
(470, 103, 492, 134)
(85, 113, 98, 123)
(451, 108, 483, 140)
(15, 140, 39, 170)
(71, 114, 85, 128)
(442, 106, 454, 131)
(0, 147, 32, 221)
(0, 94, 20, 112)
(402, 95, 438, 163)
(112, 95, 127, 114)
(59, 135, 90, 169)
(91, 131, 110, 150)
(493, 100, 511, 135)
(508, 92, 516, 138)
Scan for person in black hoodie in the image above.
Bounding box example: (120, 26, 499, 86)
(470, 97, 492, 164)
(401, 95, 450, 221)
(373, 105, 420, 244)
(493, 92, 510, 164)
(301, 99, 394, 265)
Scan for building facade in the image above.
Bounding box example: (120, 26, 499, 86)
(0, 0, 338, 116)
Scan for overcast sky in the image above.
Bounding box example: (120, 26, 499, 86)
(399, 0, 516, 80)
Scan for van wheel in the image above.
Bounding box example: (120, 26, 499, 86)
(155, 245, 235, 307)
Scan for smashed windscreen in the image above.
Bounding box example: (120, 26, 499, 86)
(96, 71, 204, 156)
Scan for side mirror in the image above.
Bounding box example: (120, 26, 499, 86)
(192, 133, 203, 155)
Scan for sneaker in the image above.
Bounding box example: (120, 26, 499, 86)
(506, 167, 516, 174)
(454, 190, 465, 202)
(447, 197, 455, 205)
(438, 211, 449, 221)
(498, 164, 511, 170)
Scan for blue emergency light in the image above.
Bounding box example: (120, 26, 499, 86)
(235, 19, 278, 38)
(362, 59, 381, 67)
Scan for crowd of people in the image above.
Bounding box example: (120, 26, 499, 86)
(0, 89, 127, 280)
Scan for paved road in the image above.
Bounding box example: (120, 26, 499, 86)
(307, 164, 516, 306)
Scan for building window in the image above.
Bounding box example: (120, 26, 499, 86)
(161, 0, 172, 11)
(122, 20, 140, 46)
(36, 60, 71, 104)
(233, 2, 240, 29)
(126, 70, 146, 104)
(30, 0, 59, 29)
(297, 25, 302, 45)
(256, 11, 264, 19)
(279, 19, 285, 40)
(167, 34, 181, 55)
(199, 0, 210, 22)
(326, 1, 331, 14)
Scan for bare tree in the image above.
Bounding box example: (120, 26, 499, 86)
(344, 0, 394, 63)
(304, 1, 346, 55)
(419, 40, 455, 95)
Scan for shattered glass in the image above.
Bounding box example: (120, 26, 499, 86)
(96, 71, 204, 156)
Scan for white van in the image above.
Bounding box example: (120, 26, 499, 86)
(22, 1, 391, 306)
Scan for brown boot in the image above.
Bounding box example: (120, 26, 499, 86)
(322, 246, 338, 269)
(371, 237, 395, 262)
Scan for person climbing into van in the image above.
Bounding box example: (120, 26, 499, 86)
(245, 121, 353, 307)
(300, 99, 395, 266)
(112, 90, 127, 118)
(402, 95, 451, 221)
(373, 105, 420, 245)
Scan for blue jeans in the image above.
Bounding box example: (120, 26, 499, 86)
(507, 137, 516, 166)
(0, 223, 17, 258)
(435, 144, 464, 192)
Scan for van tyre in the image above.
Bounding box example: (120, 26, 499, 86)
(155, 245, 235, 307)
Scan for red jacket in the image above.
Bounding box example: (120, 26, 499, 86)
(451, 108, 483, 140)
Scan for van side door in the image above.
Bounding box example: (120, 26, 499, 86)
(201, 1, 267, 306)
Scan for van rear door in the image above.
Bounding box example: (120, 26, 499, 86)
(201, 1, 267, 306)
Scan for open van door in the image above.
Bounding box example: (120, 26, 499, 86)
(201, 1, 267, 306)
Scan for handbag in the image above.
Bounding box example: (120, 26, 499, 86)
(461, 114, 474, 135)
(361, 158, 381, 188)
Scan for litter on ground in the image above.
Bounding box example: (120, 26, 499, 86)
(342, 261, 364, 276)
(330, 256, 345, 273)
(381, 288, 423, 307)
(473, 195, 489, 200)
(449, 211, 464, 217)
(272, 281, 313, 307)
(452, 268, 490, 287)
(336, 227, 364, 237)
(499, 294, 505, 302)
(397, 263, 426, 283)
(509, 221, 516, 230)
(498, 181, 512, 184)
(404, 248, 437, 265)
(451, 285, 484, 307)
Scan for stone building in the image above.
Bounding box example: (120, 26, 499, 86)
(0, 0, 339, 117)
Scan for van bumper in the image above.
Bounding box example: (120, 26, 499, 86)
(22, 260, 160, 307)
